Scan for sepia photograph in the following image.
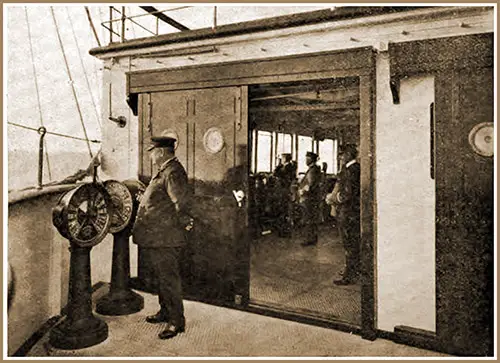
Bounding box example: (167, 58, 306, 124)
(4, 3, 495, 358)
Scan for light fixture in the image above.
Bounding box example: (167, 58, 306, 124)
(109, 116, 127, 128)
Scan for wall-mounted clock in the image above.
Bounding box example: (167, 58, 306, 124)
(203, 127, 225, 154)
(103, 180, 134, 234)
(468, 122, 494, 157)
(53, 183, 111, 247)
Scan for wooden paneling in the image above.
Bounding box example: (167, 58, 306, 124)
(150, 90, 191, 173)
(434, 67, 493, 356)
(388, 33, 493, 105)
(137, 86, 250, 305)
(184, 195, 245, 303)
(191, 87, 240, 191)
(359, 72, 377, 340)
(389, 33, 493, 76)
(128, 48, 374, 93)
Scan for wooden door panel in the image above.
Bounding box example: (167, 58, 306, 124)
(138, 86, 249, 306)
(191, 87, 242, 194)
(150, 91, 191, 176)
(185, 86, 249, 305)
(435, 66, 493, 356)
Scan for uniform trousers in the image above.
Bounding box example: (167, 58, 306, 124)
(142, 247, 185, 327)
(303, 201, 319, 244)
(338, 212, 361, 280)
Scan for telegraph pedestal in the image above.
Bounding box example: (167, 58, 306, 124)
(50, 244, 108, 349)
(96, 179, 144, 315)
(96, 229, 143, 315)
(51, 182, 111, 350)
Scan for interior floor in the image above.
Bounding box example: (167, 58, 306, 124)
(250, 223, 361, 325)
(25, 284, 449, 357)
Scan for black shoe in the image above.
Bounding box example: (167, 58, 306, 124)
(146, 311, 169, 324)
(333, 277, 355, 285)
(158, 323, 185, 340)
(301, 241, 317, 246)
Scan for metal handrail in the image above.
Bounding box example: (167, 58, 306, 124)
(101, 6, 199, 44)
(107, 6, 192, 23)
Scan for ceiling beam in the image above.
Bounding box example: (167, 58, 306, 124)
(250, 104, 359, 113)
(139, 6, 190, 31)
(250, 88, 359, 102)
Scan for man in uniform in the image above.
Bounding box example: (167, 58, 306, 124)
(132, 136, 193, 340)
(332, 144, 361, 285)
(274, 153, 296, 188)
(274, 153, 297, 236)
(298, 151, 322, 246)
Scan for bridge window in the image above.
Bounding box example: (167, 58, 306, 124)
(255, 130, 272, 173)
(297, 135, 313, 174)
(318, 139, 337, 174)
(251, 130, 338, 176)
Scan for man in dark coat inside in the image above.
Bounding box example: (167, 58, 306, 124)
(298, 151, 322, 246)
(332, 143, 361, 285)
(132, 136, 194, 339)
(273, 153, 297, 236)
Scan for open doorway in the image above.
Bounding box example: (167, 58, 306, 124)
(248, 77, 361, 325)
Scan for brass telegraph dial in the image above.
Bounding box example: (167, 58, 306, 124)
(53, 183, 111, 247)
(103, 180, 134, 234)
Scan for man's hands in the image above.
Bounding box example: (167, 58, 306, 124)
(179, 214, 194, 231)
(185, 218, 194, 232)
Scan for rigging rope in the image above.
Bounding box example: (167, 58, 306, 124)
(89, 7, 104, 92)
(86, 9, 102, 97)
(24, 7, 52, 180)
(128, 6, 137, 38)
(8, 122, 101, 143)
(66, 6, 101, 128)
(84, 6, 102, 47)
(50, 6, 94, 158)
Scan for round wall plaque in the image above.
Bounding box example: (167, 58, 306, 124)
(468, 122, 494, 157)
(203, 127, 225, 154)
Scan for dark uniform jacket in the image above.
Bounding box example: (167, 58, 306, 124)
(333, 160, 360, 219)
(132, 157, 192, 248)
(298, 163, 322, 206)
(275, 162, 297, 188)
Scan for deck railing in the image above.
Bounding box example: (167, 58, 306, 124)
(101, 6, 214, 44)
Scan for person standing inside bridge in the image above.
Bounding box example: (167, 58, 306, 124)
(332, 143, 361, 285)
(274, 153, 297, 237)
(132, 136, 194, 340)
(298, 151, 322, 246)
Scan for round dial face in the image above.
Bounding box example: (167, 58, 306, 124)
(104, 180, 134, 234)
(203, 127, 224, 154)
(469, 122, 494, 157)
(55, 183, 111, 247)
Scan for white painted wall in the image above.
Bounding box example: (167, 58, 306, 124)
(375, 52, 436, 332)
(100, 57, 140, 181)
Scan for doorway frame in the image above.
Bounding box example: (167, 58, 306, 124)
(128, 46, 377, 340)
